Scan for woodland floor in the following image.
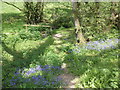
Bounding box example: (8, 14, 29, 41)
(2, 2, 119, 88)
(53, 33, 79, 88)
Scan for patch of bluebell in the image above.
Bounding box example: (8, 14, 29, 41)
(3, 65, 64, 88)
(71, 38, 119, 53)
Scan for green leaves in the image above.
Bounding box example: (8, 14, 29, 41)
(65, 45, 119, 88)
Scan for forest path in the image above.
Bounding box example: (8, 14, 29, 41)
(53, 33, 79, 88)
(59, 63, 79, 88)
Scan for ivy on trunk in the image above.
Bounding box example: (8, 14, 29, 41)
(24, 0, 44, 24)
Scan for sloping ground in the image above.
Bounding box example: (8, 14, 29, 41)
(59, 63, 79, 88)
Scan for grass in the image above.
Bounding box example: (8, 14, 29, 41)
(1, 2, 119, 88)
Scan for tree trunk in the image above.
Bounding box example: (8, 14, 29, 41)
(35, 2, 44, 23)
(104, 2, 119, 32)
(24, 0, 44, 24)
(110, 2, 120, 30)
(95, 1, 100, 32)
(72, 1, 86, 44)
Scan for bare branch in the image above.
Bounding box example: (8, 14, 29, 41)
(2, 1, 23, 12)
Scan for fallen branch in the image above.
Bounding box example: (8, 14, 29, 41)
(23, 24, 51, 27)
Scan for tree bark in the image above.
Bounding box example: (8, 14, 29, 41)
(110, 2, 120, 30)
(72, 1, 86, 44)
(24, 0, 44, 24)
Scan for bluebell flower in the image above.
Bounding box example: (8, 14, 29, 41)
(32, 76, 36, 79)
(44, 65, 49, 67)
(29, 68, 35, 71)
(14, 72, 19, 75)
(57, 76, 62, 80)
(52, 82, 55, 84)
(68, 50, 72, 53)
(44, 65, 50, 69)
(35, 65, 42, 71)
(51, 66, 56, 68)
(10, 82, 16, 86)
(11, 79, 18, 82)
(55, 66, 60, 69)
(41, 68, 45, 71)
(33, 76, 39, 81)
(24, 79, 28, 83)
(21, 70, 25, 74)
(37, 75, 42, 78)
(25, 71, 31, 76)
(17, 76, 22, 79)
(42, 81, 48, 85)
(34, 81, 39, 85)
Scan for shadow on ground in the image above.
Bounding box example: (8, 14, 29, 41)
(2, 36, 54, 78)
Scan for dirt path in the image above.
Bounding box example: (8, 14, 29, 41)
(53, 33, 79, 88)
(59, 63, 79, 88)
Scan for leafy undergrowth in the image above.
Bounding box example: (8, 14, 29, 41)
(2, 33, 119, 88)
(2, 26, 119, 88)
(2, 35, 65, 88)
(64, 39, 119, 88)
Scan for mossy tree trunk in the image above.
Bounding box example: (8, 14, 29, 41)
(110, 2, 120, 30)
(72, 1, 86, 44)
(24, 0, 44, 24)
